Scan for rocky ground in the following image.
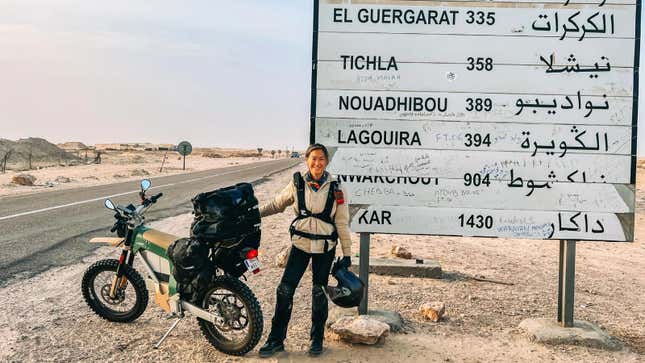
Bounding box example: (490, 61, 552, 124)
(1, 166, 644, 362)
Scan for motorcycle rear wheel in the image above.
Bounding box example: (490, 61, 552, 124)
(81, 259, 149, 323)
(197, 276, 263, 356)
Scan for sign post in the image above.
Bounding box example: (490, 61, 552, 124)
(358, 232, 370, 315)
(557, 239, 577, 327)
(310, 0, 639, 322)
(177, 141, 192, 171)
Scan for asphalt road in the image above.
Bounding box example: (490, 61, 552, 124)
(0, 158, 299, 286)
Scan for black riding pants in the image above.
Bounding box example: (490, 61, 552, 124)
(268, 245, 336, 343)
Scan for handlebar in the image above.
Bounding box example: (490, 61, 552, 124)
(110, 188, 163, 218)
(116, 205, 133, 215)
(107, 183, 164, 236)
(151, 193, 163, 202)
(143, 193, 163, 207)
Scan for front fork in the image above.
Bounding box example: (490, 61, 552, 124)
(110, 229, 135, 298)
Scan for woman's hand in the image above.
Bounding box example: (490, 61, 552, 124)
(339, 256, 351, 268)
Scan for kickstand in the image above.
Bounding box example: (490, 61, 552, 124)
(154, 316, 183, 349)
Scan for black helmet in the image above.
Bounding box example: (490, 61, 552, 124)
(325, 258, 364, 308)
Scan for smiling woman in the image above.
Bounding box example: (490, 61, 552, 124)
(257, 143, 353, 357)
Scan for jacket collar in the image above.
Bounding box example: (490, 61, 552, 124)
(304, 171, 335, 190)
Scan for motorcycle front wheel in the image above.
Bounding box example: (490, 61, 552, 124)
(81, 259, 149, 323)
(197, 276, 263, 356)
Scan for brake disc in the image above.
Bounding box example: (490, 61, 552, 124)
(100, 284, 125, 305)
(213, 294, 247, 331)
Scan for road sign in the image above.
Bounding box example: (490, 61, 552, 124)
(177, 141, 192, 171)
(177, 141, 192, 156)
(310, 0, 639, 242)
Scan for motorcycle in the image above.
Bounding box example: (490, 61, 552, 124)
(81, 179, 264, 356)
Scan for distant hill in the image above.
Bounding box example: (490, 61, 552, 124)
(0, 138, 80, 166)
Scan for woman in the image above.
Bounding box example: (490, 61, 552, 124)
(258, 143, 352, 357)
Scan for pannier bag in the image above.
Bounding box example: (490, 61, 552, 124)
(166, 237, 213, 302)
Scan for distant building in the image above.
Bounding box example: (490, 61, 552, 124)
(57, 142, 91, 151)
(157, 144, 174, 151)
(95, 143, 124, 151)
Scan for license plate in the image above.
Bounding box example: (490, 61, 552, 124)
(244, 257, 261, 271)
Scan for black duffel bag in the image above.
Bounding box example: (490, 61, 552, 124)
(190, 182, 261, 246)
(190, 215, 260, 245)
(192, 182, 258, 220)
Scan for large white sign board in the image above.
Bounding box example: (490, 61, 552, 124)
(311, 0, 639, 241)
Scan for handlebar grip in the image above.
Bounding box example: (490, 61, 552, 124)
(151, 193, 163, 202)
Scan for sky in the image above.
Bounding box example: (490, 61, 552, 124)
(0, 0, 313, 149)
(0, 0, 643, 152)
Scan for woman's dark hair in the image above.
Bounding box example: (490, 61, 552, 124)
(305, 143, 329, 159)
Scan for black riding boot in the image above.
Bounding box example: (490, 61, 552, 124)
(260, 282, 295, 357)
(269, 282, 296, 340)
(309, 284, 328, 356)
(258, 339, 284, 358)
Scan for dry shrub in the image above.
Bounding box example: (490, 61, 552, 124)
(229, 151, 258, 158)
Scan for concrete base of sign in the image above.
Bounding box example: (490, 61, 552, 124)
(349, 258, 442, 278)
(327, 307, 404, 332)
(519, 318, 622, 351)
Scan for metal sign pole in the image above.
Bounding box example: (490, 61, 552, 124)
(177, 141, 191, 171)
(557, 240, 564, 323)
(557, 239, 577, 327)
(358, 232, 370, 315)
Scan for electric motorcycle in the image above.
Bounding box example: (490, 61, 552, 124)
(81, 179, 263, 356)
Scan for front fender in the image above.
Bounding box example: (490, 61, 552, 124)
(89, 237, 125, 247)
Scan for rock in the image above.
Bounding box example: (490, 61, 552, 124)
(54, 176, 71, 183)
(390, 245, 412, 259)
(519, 318, 622, 351)
(12, 174, 36, 186)
(275, 247, 290, 268)
(329, 316, 389, 345)
(130, 169, 150, 176)
(419, 302, 445, 322)
(327, 307, 404, 332)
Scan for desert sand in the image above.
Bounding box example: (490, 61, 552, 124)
(0, 164, 644, 362)
(0, 149, 275, 197)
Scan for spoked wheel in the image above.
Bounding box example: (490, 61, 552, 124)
(81, 259, 148, 323)
(197, 276, 263, 356)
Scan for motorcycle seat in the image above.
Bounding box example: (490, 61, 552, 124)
(143, 229, 180, 250)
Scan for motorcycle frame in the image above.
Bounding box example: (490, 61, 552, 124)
(99, 225, 220, 325)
